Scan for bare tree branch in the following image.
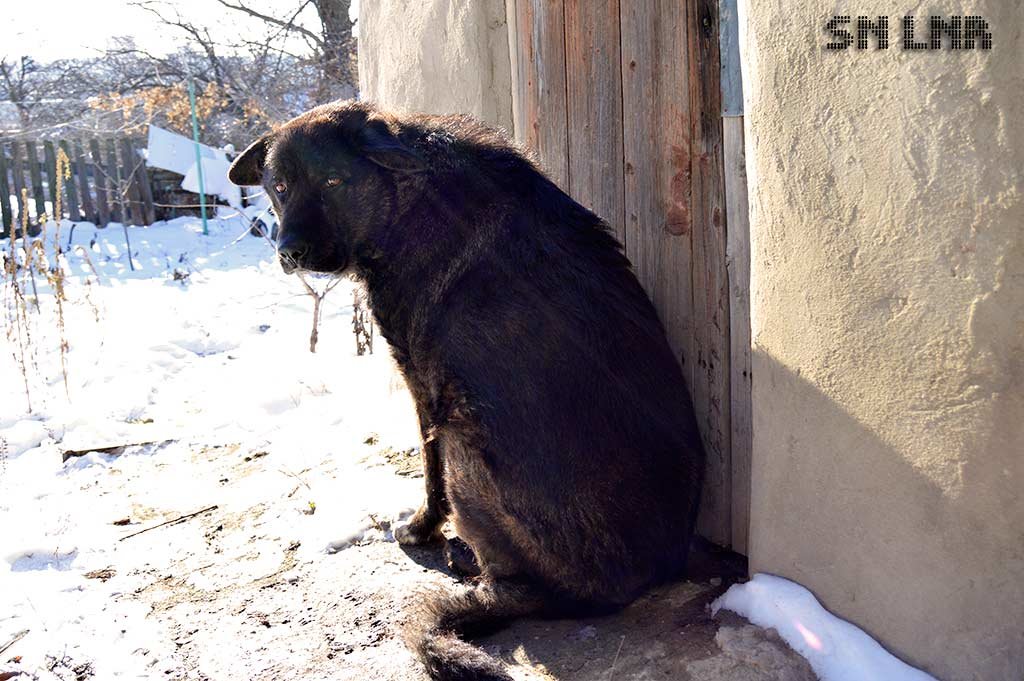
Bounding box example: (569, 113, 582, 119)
(131, 1, 240, 90)
(215, 0, 323, 47)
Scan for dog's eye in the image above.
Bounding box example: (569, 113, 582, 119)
(274, 182, 287, 194)
(324, 177, 343, 188)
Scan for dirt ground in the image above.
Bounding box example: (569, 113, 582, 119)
(23, 440, 816, 681)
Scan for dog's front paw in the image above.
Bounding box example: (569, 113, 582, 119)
(394, 509, 444, 546)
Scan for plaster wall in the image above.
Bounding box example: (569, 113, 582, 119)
(356, 0, 513, 131)
(740, 2, 1023, 680)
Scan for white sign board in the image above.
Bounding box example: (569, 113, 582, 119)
(146, 125, 241, 208)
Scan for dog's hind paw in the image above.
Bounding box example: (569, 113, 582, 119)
(444, 536, 481, 577)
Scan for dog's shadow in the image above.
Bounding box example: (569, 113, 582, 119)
(396, 536, 460, 577)
(400, 536, 750, 680)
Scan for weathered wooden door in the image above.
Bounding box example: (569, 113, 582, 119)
(505, 0, 751, 552)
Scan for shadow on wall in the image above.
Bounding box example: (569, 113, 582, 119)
(749, 339, 1024, 681)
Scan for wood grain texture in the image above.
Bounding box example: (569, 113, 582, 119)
(127, 139, 156, 225)
(73, 140, 97, 224)
(564, 0, 624, 242)
(506, 0, 521, 140)
(687, 0, 732, 546)
(106, 139, 123, 224)
(724, 116, 751, 554)
(89, 138, 111, 227)
(26, 140, 47, 220)
(43, 141, 59, 210)
(513, 0, 570, 189)
(10, 141, 27, 231)
(718, 0, 743, 116)
(620, 0, 695, 387)
(120, 138, 145, 226)
(0, 144, 12, 236)
(58, 140, 82, 222)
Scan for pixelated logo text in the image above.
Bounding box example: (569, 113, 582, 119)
(826, 16, 993, 50)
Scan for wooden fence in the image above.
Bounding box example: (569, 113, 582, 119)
(0, 136, 156, 237)
(506, 0, 752, 552)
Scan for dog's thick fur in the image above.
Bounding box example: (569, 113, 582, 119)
(229, 101, 705, 681)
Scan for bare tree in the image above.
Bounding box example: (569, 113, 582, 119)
(0, 57, 99, 132)
(0, 0, 352, 144)
(0, 57, 36, 128)
(213, 0, 356, 98)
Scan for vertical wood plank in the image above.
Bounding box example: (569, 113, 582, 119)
(58, 140, 82, 222)
(10, 141, 27, 232)
(43, 141, 59, 212)
(128, 139, 156, 225)
(73, 140, 96, 224)
(506, 0, 521, 138)
(724, 116, 751, 553)
(620, 0, 695, 384)
(564, 0, 625, 243)
(89, 138, 111, 226)
(688, 0, 732, 546)
(121, 138, 145, 226)
(26, 141, 46, 220)
(0, 143, 13, 237)
(106, 139, 123, 224)
(718, 0, 743, 116)
(513, 0, 570, 189)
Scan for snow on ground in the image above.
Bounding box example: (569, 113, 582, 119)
(713, 573, 938, 681)
(0, 213, 422, 679)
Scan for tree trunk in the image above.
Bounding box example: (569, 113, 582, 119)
(313, 0, 357, 98)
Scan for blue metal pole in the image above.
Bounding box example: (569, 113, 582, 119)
(187, 78, 209, 236)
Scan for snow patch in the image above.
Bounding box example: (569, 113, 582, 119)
(147, 124, 222, 176)
(0, 418, 50, 457)
(60, 450, 117, 472)
(9, 547, 79, 572)
(712, 574, 938, 681)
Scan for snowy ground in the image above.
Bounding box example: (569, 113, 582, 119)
(0, 213, 930, 681)
(0, 214, 428, 679)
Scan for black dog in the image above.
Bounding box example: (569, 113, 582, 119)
(229, 101, 705, 681)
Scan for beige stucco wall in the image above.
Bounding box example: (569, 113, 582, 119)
(356, 0, 512, 131)
(741, 2, 1023, 680)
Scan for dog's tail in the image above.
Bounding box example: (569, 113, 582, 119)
(408, 579, 548, 681)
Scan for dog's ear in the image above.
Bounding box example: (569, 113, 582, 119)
(228, 134, 272, 186)
(359, 119, 426, 173)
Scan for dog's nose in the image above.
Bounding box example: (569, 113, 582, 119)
(278, 237, 309, 273)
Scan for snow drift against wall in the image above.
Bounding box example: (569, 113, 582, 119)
(714, 574, 937, 681)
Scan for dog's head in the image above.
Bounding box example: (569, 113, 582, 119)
(228, 101, 426, 274)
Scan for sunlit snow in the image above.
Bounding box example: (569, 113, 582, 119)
(0, 212, 421, 679)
